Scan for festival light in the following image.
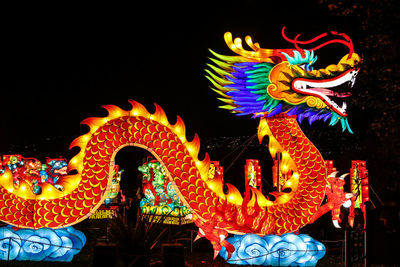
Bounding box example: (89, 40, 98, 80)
(0, 226, 85, 262)
(349, 160, 368, 228)
(139, 160, 191, 220)
(219, 233, 326, 266)
(244, 159, 262, 194)
(104, 165, 122, 205)
(89, 206, 118, 219)
(0, 156, 68, 200)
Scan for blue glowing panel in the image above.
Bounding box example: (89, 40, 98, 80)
(219, 233, 325, 266)
(0, 226, 86, 262)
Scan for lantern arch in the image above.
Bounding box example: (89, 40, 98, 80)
(0, 101, 210, 229)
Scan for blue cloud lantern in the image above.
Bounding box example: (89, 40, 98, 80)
(0, 226, 86, 262)
(220, 233, 325, 266)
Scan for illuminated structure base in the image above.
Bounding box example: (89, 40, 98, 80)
(140, 203, 191, 217)
(141, 204, 192, 225)
(0, 226, 86, 262)
(141, 212, 192, 225)
(219, 233, 325, 266)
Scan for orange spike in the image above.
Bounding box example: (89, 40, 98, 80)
(257, 118, 271, 144)
(250, 188, 273, 207)
(187, 134, 200, 158)
(68, 153, 84, 170)
(200, 153, 210, 170)
(152, 103, 169, 126)
(201, 152, 210, 166)
(102, 105, 129, 119)
(197, 153, 210, 180)
(173, 116, 186, 141)
(81, 117, 108, 133)
(225, 183, 243, 205)
(207, 176, 225, 198)
(69, 135, 86, 150)
(128, 99, 150, 117)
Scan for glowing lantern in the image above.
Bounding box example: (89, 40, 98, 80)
(244, 159, 262, 194)
(0, 155, 67, 197)
(104, 165, 122, 206)
(0, 226, 85, 262)
(139, 159, 191, 223)
(219, 233, 325, 266)
(325, 160, 337, 177)
(349, 160, 368, 228)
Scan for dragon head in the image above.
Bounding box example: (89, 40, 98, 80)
(206, 28, 360, 133)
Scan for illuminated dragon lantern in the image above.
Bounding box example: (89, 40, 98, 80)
(0, 28, 359, 259)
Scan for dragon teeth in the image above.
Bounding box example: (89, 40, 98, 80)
(341, 102, 347, 111)
(350, 78, 355, 88)
(350, 69, 358, 88)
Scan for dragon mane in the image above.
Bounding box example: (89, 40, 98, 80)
(205, 30, 357, 133)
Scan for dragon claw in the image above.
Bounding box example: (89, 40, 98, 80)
(193, 234, 202, 242)
(333, 219, 341, 229)
(213, 249, 220, 259)
(191, 214, 235, 260)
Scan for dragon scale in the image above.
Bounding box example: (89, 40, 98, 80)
(0, 100, 325, 234)
(0, 101, 216, 229)
(258, 115, 326, 234)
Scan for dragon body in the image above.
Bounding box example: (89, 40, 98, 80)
(0, 29, 360, 256)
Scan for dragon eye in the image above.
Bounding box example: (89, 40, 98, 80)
(299, 63, 313, 72)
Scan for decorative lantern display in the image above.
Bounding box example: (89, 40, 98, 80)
(0, 155, 121, 202)
(139, 160, 191, 223)
(219, 233, 325, 266)
(325, 160, 337, 177)
(244, 159, 262, 193)
(349, 160, 368, 228)
(104, 165, 123, 206)
(0, 27, 364, 266)
(0, 155, 67, 194)
(0, 226, 86, 262)
(270, 150, 297, 193)
(89, 206, 119, 220)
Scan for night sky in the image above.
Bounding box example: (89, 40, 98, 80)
(0, 2, 365, 177)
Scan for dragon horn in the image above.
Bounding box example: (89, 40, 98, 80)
(328, 171, 339, 178)
(224, 32, 300, 63)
